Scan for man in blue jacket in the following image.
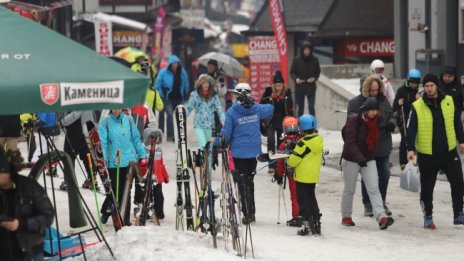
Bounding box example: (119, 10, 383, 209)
(222, 83, 273, 224)
(155, 55, 189, 141)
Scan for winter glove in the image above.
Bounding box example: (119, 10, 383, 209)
(385, 122, 396, 132)
(138, 158, 149, 176)
(273, 173, 283, 185)
(358, 161, 367, 167)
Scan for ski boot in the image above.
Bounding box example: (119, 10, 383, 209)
(453, 212, 464, 225)
(287, 217, 302, 227)
(424, 215, 436, 229)
(297, 220, 310, 236)
(313, 213, 322, 236)
(364, 203, 373, 217)
(59, 181, 67, 191)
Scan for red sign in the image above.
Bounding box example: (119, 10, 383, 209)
(248, 36, 281, 99)
(340, 38, 395, 57)
(40, 83, 60, 105)
(99, 0, 152, 5)
(269, 0, 288, 83)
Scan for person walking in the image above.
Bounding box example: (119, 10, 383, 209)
(370, 59, 395, 107)
(58, 111, 97, 190)
(439, 65, 463, 114)
(186, 74, 225, 149)
(347, 76, 395, 217)
(260, 71, 294, 174)
(341, 97, 394, 230)
(290, 41, 320, 117)
(0, 151, 54, 261)
(205, 59, 229, 110)
(98, 109, 147, 225)
(393, 69, 421, 170)
(287, 114, 324, 236)
(222, 83, 273, 224)
(406, 73, 464, 229)
(155, 55, 189, 142)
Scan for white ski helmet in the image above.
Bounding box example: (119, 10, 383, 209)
(234, 82, 252, 93)
(370, 59, 385, 75)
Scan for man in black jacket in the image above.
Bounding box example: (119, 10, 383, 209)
(290, 41, 320, 117)
(439, 65, 463, 114)
(0, 152, 54, 260)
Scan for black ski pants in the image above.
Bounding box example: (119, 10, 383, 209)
(233, 157, 257, 218)
(134, 180, 165, 218)
(102, 167, 131, 223)
(417, 149, 464, 218)
(64, 134, 91, 179)
(296, 182, 319, 220)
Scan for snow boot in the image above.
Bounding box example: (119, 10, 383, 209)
(297, 221, 310, 236)
(287, 217, 302, 227)
(378, 216, 394, 230)
(313, 213, 322, 235)
(383, 201, 392, 216)
(59, 181, 67, 191)
(101, 214, 109, 225)
(364, 203, 374, 217)
(424, 215, 436, 229)
(453, 212, 464, 225)
(341, 216, 355, 226)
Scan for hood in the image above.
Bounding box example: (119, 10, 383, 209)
(230, 102, 258, 115)
(166, 55, 182, 69)
(440, 66, 460, 86)
(302, 134, 323, 153)
(361, 76, 385, 98)
(300, 41, 313, 57)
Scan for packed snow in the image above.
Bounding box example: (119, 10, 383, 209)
(17, 108, 463, 261)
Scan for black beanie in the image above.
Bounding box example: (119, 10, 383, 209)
(443, 65, 457, 75)
(0, 153, 11, 174)
(422, 73, 440, 86)
(360, 97, 379, 112)
(273, 71, 284, 84)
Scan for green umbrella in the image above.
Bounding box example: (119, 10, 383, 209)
(0, 6, 149, 114)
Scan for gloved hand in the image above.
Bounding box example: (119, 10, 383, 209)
(23, 120, 34, 129)
(386, 122, 396, 132)
(273, 173, 283, 185)
(358, 161, 367, 167)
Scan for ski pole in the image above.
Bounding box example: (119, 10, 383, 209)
(277, 184, 281, 224)
(116, 149, 121, 204)
(87, 153, 103, 232)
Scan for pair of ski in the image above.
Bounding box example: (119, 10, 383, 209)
(174, 105, 195, 231)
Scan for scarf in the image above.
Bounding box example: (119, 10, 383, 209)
(365, 115, 380, 150)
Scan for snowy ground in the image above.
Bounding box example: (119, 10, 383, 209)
(17, 114, 464, 261)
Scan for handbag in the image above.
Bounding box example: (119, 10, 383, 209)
(400, 161, 421, 192)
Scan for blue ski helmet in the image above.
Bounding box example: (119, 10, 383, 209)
(299, 115, 317, 131)
(407, 69, 421, 83)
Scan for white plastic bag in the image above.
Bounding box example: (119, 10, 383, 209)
(400, 161, 421, 192)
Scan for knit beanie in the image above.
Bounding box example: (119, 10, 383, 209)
(443, 65, 457, 75)
(360, 97, 379, 112)
(273, 71, 284, 84)
(422, 73, 440, 86)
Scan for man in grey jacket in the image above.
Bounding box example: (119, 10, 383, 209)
(347, 75, 396, 217)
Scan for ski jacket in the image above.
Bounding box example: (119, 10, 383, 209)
(392, 81, 419, 127)
(154, 55, 189, 101)
(276, 133, 301, 177)
(347, 77, 395, 157)
(260, 87, 294, 127)
(222, 103, 273, 159)
(342, 114, 377, 164)
(0, 174, 53, 259)
(287, 133, 324, 184)
(145, 88, 164, 113)
(98, 113, 146, 168)
(290, 42, 320, 89)
(440, 72, 463, 113)
(36, 112, 59, 137)
(0, 115, 21, 138)
(186, 90, 225, 129)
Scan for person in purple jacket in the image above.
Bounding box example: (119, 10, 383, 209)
(222, 83, 273, 224)
(340, 97, 394, 230)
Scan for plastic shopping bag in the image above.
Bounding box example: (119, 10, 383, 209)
(400, 161, 421, 192)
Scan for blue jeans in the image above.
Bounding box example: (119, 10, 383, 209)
(159, 99, 182, 140)
(362, 156, 390, 204)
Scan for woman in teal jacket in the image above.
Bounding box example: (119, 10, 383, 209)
(98, 109, 147, 225)
(186, 74, 225, 148)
